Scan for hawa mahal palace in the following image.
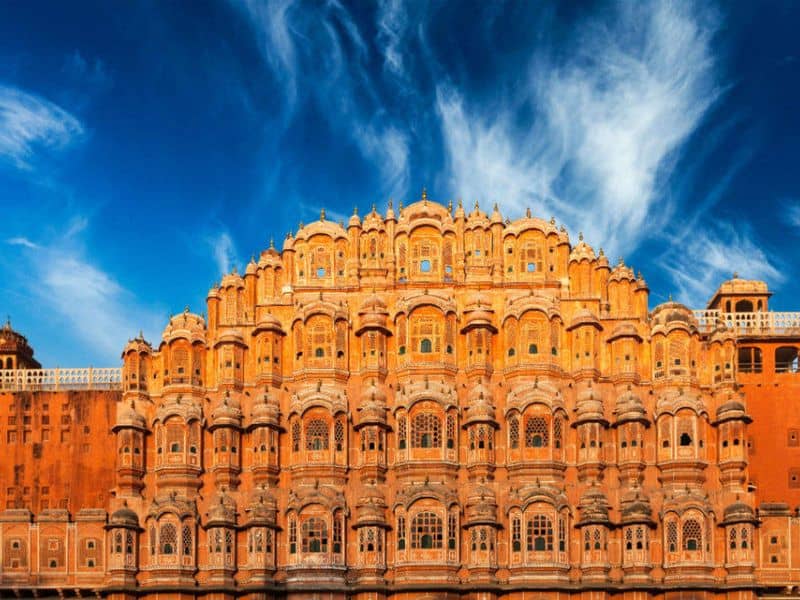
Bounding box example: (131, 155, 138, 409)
(1, 194, 800, 600)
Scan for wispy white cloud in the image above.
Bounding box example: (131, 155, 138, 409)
(377, 0, 408, 79)
(436, 1, 721, 257)
(6, 237, 39, 249)
(662, 223, 784, 306)
(232, 0, 410, 199)
(6, 222, 162, 363)
(0, 85, 84, 170)
(209, 231, 238, 276)
(787, 200, 800, 231)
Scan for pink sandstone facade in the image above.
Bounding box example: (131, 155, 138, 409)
(1, 195, 800, 600)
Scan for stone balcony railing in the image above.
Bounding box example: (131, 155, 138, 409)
(0, 368, 122, 391)
(692, 310, 800, 336)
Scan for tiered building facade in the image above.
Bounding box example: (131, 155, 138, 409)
(1, 195, 800, 600)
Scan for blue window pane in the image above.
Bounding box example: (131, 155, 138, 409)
(420, 259, 431, 273)
(527, 262, 536, 272)
(316, 267, 326, 277)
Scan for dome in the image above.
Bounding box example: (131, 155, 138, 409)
(569, 234, 596, 263)
(577, 486, 610, 525)
(0, 318, 40, 369)
(210, 392, 243, 429)
(253, 312, 285, 336)
(716, 399, 750, 423)
(356, 293, 390, 334)
(461, 293, 497, 333)
(567, 308, 601, 331)
(722, 501, 756, 525)
(650, 301, 698, 331)
(575, 382, 605, 424)
(357, 380, 388, 427)
(220, 270, 245, 289)
(607, 322, 642, 343)
(354, 485, 388, 527)
(122, 333, 152, 357)
(614, 386, 647, 425)
(463, 384, 496, 425)
(114, 400, 146, 431)
(250, 391, 281, 429)
(244, 487, 278, 526)
(109, 502, 140, 529)
(619, 488, 653, 525)
(161, 309, 206, 345)
(206, 492, 237, 527)
(245, 258, 258, 276)
(609, 258, 636, 282)
(465, 482, 498, 526)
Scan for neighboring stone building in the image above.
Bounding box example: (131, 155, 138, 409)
(1, 195, 800, 600)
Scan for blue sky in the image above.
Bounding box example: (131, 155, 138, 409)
(0, 0, 798, 367)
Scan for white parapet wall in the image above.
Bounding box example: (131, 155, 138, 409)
(0, 367, 122, 391)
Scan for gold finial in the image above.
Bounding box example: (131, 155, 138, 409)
(733, 271, 739, 279)
(371, 203, 377, 214)
(353, 206, 358, 216)
(447, 199, 453, 211)
(618, 256, 624, 265)
(550, 216, 556, 225)
(668, 293, 673, 301)
(578, 231, 584, 241)
(560, 224, 566, 232)
(269, 237, 274, 249)
(298, 221, 304, 229)
(474, 199, 480, 210)
(388, 198, 393, 210)
(493, 202, 499, 212)
(320, 208, 326, 221)
(457, 198, 463, 208)
(138, 329, 144, 339)
(526, 207, 531, 218)
(398, 200, 404, 209)
(637, 271, 643, 279)
(232, 266, 238, 275)
(599, 247, 604, 256)
(421, 187, 428, 202)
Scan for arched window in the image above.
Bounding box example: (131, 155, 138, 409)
(411, 511, 442, 549)
(527, 515, 553, 551)
(528, 343, 538, 354)
(292, 421, 301, 452)
(412, 412, 441, 448)
(509, 415, 520, 449)
(420, 338, 432, 353)
(182, 525, 192, 556)
(683, 519, 702, 551)
(776, 346, 800, 373)
(679, 432, 692, 446)
(315, 347, 324, 358)
(302, 518, 328, 553)
(397, 516, 406, 549)
(525, 416, 549, 448)
(737, 346, 762, 373)
(160, 523, 177, 555)
(305, 419, 329, 451)
(735, 299, 753, 312)
(667, 521, 678, 552)
(114, 532, 123, 554)
(511, 516, 522, 552)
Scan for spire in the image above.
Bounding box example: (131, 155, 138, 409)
(269, 237, 274, 249)
(578, 231, 584, 241)
(353, 206, 358, 215)
(421, 187, 428, 203)
(526, 207, 531, 218)
(320, 208, 326, 221)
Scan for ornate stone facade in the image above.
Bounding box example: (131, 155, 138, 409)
(1, 195, 800, 600)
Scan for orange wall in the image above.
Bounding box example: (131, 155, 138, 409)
(0, 390, 119, 512)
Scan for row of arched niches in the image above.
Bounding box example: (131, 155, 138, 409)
(122, 292, 738, 394)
